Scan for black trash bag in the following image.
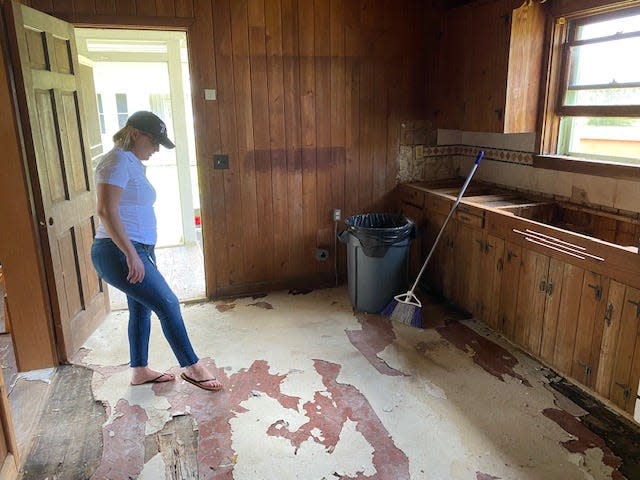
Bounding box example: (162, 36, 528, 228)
(339, 213, 415, 257)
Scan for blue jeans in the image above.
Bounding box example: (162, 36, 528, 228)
(91, 238, 199, 368)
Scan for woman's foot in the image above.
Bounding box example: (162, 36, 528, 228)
(182, 361, 223, 391)
(131, 366, 175, 386)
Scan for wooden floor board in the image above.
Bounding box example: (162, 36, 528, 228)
(19, 365, 104, 480)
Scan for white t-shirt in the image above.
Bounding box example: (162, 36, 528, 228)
(94, 148, 158, 245)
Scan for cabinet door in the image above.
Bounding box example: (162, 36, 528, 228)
(571, 272, 609, 388)
(441, 219, 459, 301)
(538, 258, 565, 362)
(553, 264, 585, 375)
(514, 248, 549, 351)
(479, 234, 505, 329)
(455, 221, 484, 315)
(595, 281, 627, 398)
(610, 286, 640, 414)
(499, 242, 522, 340)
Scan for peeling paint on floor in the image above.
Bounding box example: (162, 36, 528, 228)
(62, 287, 639, 480)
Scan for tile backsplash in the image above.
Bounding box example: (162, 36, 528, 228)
(398, 127, 640, 217)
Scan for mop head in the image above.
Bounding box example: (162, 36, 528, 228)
(381, 297, 423, 328)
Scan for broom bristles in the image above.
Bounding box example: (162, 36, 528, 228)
(381, 299, 423, 328)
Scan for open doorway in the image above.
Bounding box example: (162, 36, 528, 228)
(74, 28, 205, 309)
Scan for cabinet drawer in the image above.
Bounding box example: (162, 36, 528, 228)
(398, 187, 425, 208)
(455, 210, 484, 228)
(427, 195, 451, 217)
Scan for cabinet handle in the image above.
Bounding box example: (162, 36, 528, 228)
(546, 280, 554, 296)
(615, 382, 631, 400)
(604, 303, 614, 326)
(507, 250, 518, 262)
(627, 299, 640, 318)
(587, 283, 602, 301)
(539, 279, 547, 292)
(577, 360, 592, 377)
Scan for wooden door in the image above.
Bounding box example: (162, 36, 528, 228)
(595, 281, 626, 398)
(552, 264, 586, 375)
(5, 2, 108, 361)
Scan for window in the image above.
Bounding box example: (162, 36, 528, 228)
(546, 6, 640, 165)
(96, 93, 106, 134)
(115, 93, 128, 128)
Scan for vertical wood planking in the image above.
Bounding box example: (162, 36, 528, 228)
(94, 0, 115, 16)
(156, 0, 175, 16)
(329, 0, 346, 274)
(281, 0, 303, 278)
(343, 0, 360, 220)
(265, 0, 288, 277)
(114, 0, 136, 16)
(314, 0, 331, 274)
(595, 280, 625, 397)
(136, 0, 156, 16)
(74, 0, 96, 15)
(248, 0, 274, 282)
(211, 0, 241, 286)
(500, 242, 522, 340)
(189, 0, 223, 293)
(17, 0, 429, 295)
(539, 258, 565, 365)
(298, 0, 317, 276)
(231, 0, 260, 283)
(553, 264, 585, 375)
(174, 0, 194, 17)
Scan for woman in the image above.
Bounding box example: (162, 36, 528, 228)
(91, 111, 221, 391)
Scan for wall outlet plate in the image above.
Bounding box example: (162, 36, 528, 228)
(315, 248, 329, 261)
(214, 154, 229, 169)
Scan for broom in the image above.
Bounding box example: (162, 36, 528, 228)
(382, 150, 485, 327)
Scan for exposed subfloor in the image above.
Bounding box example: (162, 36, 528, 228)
(14, 287, 640, 479)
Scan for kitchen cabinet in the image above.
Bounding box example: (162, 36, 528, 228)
(477, 234, 505, 330)
(570, 272, 609, 388)
(498, 242, 522, 340)
(607, 285, 640, 415)
(398, 182, 640, 422)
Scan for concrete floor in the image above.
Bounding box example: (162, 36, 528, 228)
(33, 286, 633, 479)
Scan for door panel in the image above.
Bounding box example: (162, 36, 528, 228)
(6, 1, 108, 361)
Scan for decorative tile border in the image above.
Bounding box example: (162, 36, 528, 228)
(425, 145, 534, 165)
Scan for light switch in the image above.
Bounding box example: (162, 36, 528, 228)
(204, 89, 217, 101)
(214, 154, 229, 169)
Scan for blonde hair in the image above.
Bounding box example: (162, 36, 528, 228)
(112, 125, 136, 150)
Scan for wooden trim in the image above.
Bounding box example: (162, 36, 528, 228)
(58, 14, 193, 29)
(557, 105, 640, 117)
(0, 453, 17, 480)
(533, 154, 640, 179)
(550, 0, 640, 18)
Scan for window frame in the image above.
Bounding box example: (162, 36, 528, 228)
(539, 2, 640, 177)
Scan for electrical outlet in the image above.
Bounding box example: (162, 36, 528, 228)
(315, 248, 329, 261)
(333, 208, 341, 221)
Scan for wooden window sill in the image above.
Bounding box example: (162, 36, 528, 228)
(533, 155, 640, 180)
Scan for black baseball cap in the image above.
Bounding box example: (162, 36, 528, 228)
(126, 111, 175, 149)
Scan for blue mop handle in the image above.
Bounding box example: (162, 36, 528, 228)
(406, 150, 484, 295)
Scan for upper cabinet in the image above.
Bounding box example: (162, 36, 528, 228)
(429, 0, 546, 133)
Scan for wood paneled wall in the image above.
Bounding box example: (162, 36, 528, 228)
(14, 0, 428, 296)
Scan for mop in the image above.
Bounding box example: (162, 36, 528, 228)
(382, 150, 485, 327)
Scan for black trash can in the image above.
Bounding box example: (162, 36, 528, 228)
(338, 213, 414, 313)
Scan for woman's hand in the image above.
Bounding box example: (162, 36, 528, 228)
(126, 252, 145, 283)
